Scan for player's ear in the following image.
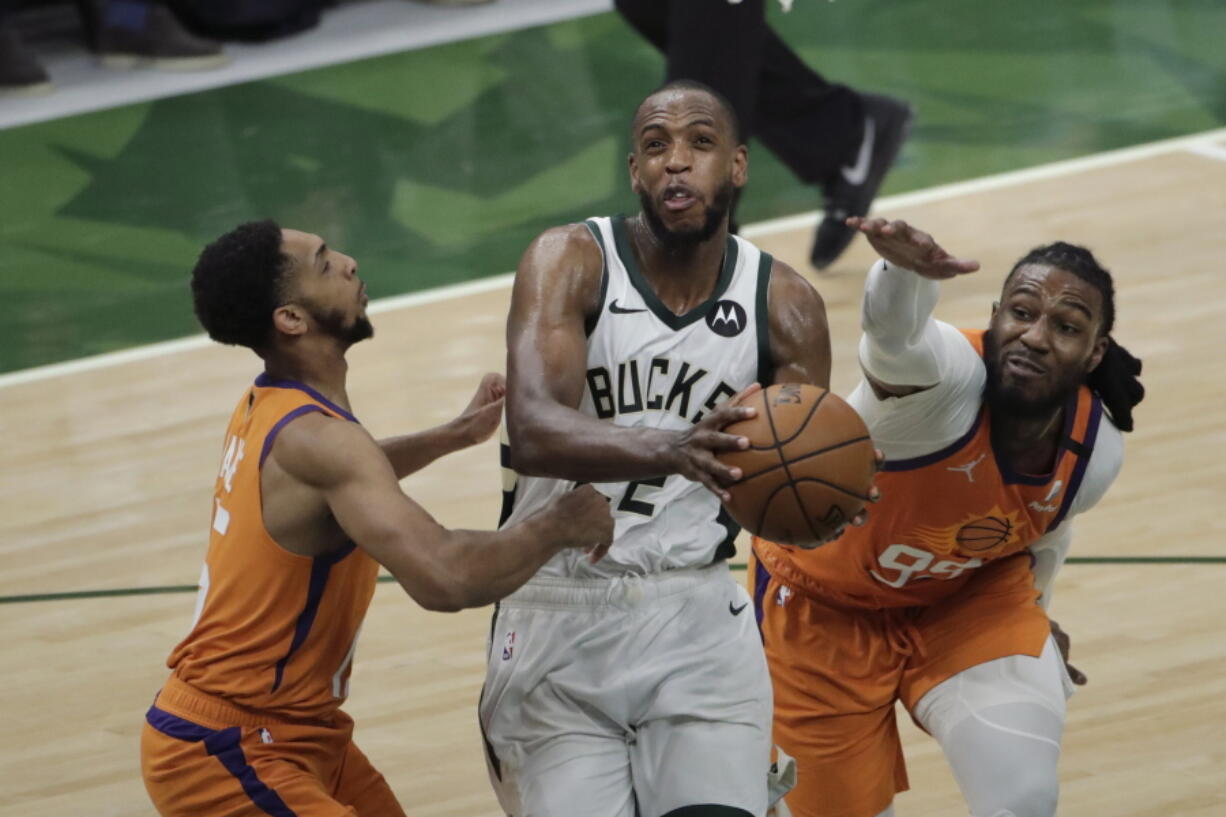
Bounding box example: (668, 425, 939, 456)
(628, 152, 642, 195)
(1087, 334, 1109, 373)
(272, 304, 308, 337)
(732, 144, 748, 188)
(990, 301, 999, 321)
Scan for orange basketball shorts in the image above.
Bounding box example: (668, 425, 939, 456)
(748, 550, 1049, 817)
(140, 679, 405, 817)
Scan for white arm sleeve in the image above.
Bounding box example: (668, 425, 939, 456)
(1028, 417, 1126, 608)
(858, 258, 945, 388)
(1029, 525, 1072, 610)
(849, 257, 985, 460)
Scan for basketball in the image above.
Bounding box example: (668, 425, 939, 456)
(718, 383, 876, 548)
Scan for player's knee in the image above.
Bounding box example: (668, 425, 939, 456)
(977, 771, 1058, 817)
(660, 806, 754, 817)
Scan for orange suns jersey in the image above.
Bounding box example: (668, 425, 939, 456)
(165, 374, 379, 721)
(756, 330, 1105, 609)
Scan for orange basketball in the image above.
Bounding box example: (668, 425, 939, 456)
(718, 383, 875, 548)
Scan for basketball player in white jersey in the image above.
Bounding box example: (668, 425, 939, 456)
(480, 80, 842, 817)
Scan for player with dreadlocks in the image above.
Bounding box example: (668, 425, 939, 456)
(751, 217, 1143, 817)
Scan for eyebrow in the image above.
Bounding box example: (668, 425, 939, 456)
(638, 116, 718, 138)
(1008, 284, 1095, 320)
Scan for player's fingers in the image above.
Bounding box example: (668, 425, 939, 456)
(691, 468, 732, 503)
(729, 381, 762, 407)
(686, 451, 742, 489)
(868, 485, 881, 503)
(700, 400, 756, 430)
(690, 429, 750, 455)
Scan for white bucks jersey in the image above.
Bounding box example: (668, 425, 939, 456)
(501, 215, 774, 578)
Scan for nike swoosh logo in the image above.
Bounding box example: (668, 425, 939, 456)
(729, 601, 748, 616)
(609, 300, 647, 314)
(841, 116, 875, 186)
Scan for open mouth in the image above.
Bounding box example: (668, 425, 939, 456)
(662, 185, 698, 212)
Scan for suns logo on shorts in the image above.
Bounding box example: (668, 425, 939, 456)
(910, 505, 1028, 557)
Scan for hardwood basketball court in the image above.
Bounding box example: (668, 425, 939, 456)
(2, 131, 1224, 817)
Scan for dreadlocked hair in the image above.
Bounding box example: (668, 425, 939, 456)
(1007, 242, 1144, 432)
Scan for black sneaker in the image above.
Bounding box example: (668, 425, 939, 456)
(0, 24, 53, 96)
(810, 93, 914, 270)
(96, 4, 228, 71)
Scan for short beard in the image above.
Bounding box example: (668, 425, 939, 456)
(983, 330, 1080, 420)
(312, 305, 374, 348)
(638, 179, 734, 253)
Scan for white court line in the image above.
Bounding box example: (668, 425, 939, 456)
(1187, 143, 1226, 163)
(0, 0, 611, 132)
(3, 125, 1225, 390)
(741, 126, 1226, 239)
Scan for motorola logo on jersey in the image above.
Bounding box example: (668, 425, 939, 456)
(705, 300, 747, 337)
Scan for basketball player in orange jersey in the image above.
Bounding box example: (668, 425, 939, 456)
(751, 217, 1145, 817)
(140, 220, 614, 817)
(480, 80, 867, 817)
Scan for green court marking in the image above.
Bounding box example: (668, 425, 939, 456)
(4, 557, 1223, 605)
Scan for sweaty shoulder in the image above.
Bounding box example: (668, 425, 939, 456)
(767, 257, 824, 313)
(517, 223, 605, 307)
(765, 257, 831, 387)
(267, 410, 380, 489)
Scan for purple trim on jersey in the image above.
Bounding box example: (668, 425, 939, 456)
(208, 728, 299, 817)
(994, 393, 1079, 487)
(752, 558, 771, 640)
(254, 374, 359, 424)
(145, 706, 298, 816)
(1047, 396, 1103, 532)
(881, 409, 984, 472)
(270, 547, 348, 694)
(259, 405, 326, 468)
(146, 704, 214, 742)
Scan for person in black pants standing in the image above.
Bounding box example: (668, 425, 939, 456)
(614, 0, 912, 269)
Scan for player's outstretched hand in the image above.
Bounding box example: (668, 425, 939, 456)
(544, 484, 615, 563)
(669, 383, 762, 503)
(846, 217, 980, 280)
(455, 372, 506, 445)
(1050, 618, 1087, 686)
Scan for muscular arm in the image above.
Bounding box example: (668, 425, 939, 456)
(766, 259, 832, 388)
(272, 413, 595, 612)
(507, 225, 711, 482)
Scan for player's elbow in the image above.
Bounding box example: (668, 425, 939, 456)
(507, 438, 549, 476)
(504, 414, 552, 476)
(405, 578, 466, 613)
(391, 562, 467, 613)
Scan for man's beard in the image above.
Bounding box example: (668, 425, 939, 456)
(312, 304, 374, 347)
(638, 179, 734, 252)
(983, 330, 1081, 419)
